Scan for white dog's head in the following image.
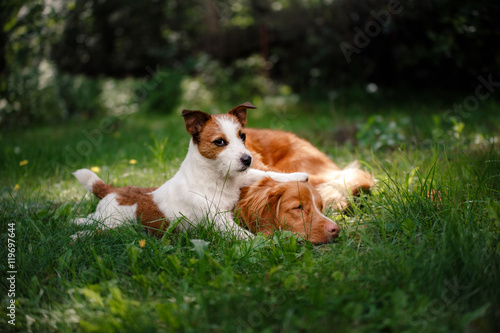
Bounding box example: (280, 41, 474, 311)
(181, 102, 256, 178)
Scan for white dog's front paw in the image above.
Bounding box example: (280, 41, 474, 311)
(292, 172, 309, 182)
(283, 172, 309, 182)
(268, 171, 309, 183)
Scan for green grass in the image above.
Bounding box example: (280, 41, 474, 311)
(1, 96, 500, 332)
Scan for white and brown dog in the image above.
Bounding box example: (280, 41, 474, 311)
(71, 103, 308, 240)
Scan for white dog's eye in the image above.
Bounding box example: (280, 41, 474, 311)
(239, 133, 246, 141)
(213, 138, 227, 147)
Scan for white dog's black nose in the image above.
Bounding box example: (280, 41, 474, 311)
(240, 154, 252, 167)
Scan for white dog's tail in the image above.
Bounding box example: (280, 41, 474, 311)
(73, 169, 101, 192)
(73, 169, 113, 199)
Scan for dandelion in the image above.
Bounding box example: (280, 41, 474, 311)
(138, 239, 146, 248)
(129, 159, 137, 165)
(19, 160, 28, 166)
(13, 184, 20, 191)
(90, 166, 101, 173)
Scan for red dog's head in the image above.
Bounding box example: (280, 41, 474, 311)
(237, 177, 340, 243)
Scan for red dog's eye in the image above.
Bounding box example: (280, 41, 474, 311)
(294, 205, 303, 210)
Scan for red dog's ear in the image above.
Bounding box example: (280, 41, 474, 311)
(181, 110, 212, 144)
(237, 177, 282, 235)
(228, 102, 257, 127)
(264, 185, 284, 222)
(248, 184, 284, 235)
(255, 180, 284, 225)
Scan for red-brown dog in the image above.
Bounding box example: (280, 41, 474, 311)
(245, 128, 375, 210)
(235, 128, 374, 243)
(237, 177, 340, 244)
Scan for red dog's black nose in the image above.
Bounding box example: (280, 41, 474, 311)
(240, 154, 252, 167)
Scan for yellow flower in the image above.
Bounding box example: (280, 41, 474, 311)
(13, 184, 20, 191)
(19, 160, 28, 166)
(138, 239, 146, 248)
(129, 159, 137, 165)
(90, 166, 101, 173)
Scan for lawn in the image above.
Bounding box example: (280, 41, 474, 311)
(1, 94, 500, 332)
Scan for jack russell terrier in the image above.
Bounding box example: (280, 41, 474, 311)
(71, 103, 308, 240)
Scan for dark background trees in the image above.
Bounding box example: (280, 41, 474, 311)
(1, 0, 499, 127)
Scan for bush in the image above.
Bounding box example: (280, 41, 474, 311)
(1, 60, 63, 127)
(137, 69, 184, 114)
(0, 60, 142, 128)
(357, 114, 409, 151)
(178, 54, 297, 111)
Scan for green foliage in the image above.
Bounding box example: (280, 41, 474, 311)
(1, 60, 64, 127)
(357, 114, 409, 151)
(4, 0, 499, 128)
(138, 69, 184, 115)
(1, 66, 141, 127)
(180, 54, 294, 110)
(57, 73, 105, 119)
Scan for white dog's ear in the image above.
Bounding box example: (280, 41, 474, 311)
(228, 102, 257, 127)
(181, 110, 212, 143)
